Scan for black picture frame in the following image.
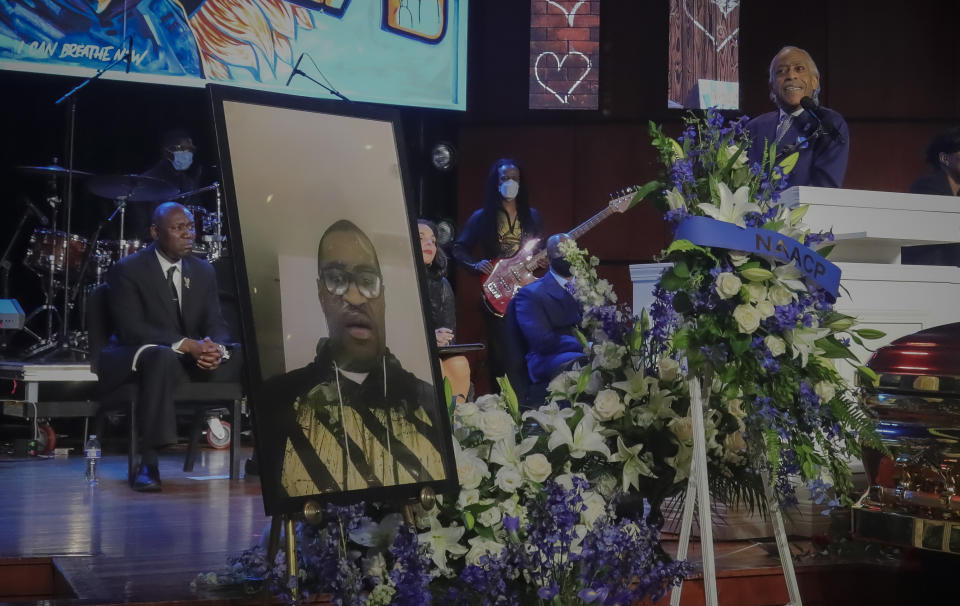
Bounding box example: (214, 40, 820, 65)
(208, 84, 458, 516)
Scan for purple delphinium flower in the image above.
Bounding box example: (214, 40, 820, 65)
(388, 525, 433, 606)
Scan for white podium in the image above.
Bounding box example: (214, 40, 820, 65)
(781, 186, 960, 378)
(631, 186, 960, 540)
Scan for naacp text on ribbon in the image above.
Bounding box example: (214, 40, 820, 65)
(673, 216, 841, 298)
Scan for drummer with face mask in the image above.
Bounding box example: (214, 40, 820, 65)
(132, 129, 205, 239)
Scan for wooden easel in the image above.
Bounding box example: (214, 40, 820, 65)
(669, 377, 803, 606)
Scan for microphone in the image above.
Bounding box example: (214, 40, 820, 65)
(125, 36, 132, 73)
(799, 96, 842, 141)
(285, 53, 304, 86)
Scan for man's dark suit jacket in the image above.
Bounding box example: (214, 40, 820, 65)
(514, 273, 584, 384)
(746, 107, 850, 188)
(909, 170, 958, 196)
(98, 243, 230, 389)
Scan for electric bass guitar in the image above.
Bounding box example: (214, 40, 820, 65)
(481, 185, 649, 316)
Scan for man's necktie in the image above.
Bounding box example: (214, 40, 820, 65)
(775, 115, 794, 144)
(167, 265, 184, 330)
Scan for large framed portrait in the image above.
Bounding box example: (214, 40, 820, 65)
(209, 86, 458, 515)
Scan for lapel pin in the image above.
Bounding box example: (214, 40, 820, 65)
(184, 277, 191, 289)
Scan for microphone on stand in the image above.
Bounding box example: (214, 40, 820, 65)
(285, 53, 304, 86)
(125, 36, 133, 73)
(799, 96, 843, 142)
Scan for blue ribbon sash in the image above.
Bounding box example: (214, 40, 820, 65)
(673, 216, 841, 298)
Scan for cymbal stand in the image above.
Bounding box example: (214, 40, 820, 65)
(47, 42, 131, 361)
(212, 181, 223, 260)
(70, 201, 123, 307)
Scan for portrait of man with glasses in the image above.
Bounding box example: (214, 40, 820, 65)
(257, 220, 447, 497)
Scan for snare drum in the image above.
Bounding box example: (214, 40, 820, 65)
(24, 229, 89, 276)
(95, 239, 144, 268)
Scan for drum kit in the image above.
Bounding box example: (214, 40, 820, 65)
(3, 162, 229, 359)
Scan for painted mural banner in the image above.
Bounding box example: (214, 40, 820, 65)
(0, 0, 468, 110)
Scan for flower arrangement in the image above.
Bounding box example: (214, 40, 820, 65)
(197, 108, 885, 604)
(647, 108, 885, 506)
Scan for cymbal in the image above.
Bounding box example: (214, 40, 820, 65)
(18, 164, 93, 177)
(86, 174, 178, 202)
(170, 181, 219, 200)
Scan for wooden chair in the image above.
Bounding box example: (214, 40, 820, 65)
(85, 284, 243, 484)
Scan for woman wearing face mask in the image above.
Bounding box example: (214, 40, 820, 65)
(452, 157, 543, 389)
(419, 219, 471, 403)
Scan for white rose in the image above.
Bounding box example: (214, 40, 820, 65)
(522, 453, 552, 484)
(457, 488, 481, 509)
(475, 393, 505, 412)
(728, 251, 751, 266)
(495, 465, 524, 493)
(465, 537, 505, 567)
(477, 505, 502, 528)
(668, 416, 693, 445)
(756, 300, 775, 319)
(764, 335, 787, 357)
(454, 401, 482, 429)
(746, 283, 768, 303)
(725, 398, 746, 419)
(592, 389, 625, 422)
(733, 304, 761, 334)
(723, 432, 747, 463)
(581, 491, 607, 527)
(456, 450, 490, 490)
(658, 357, 681, 383)
(592, 342, 626, 370)
(769, 284, 795, 307)
(499, 495, 525, 520)
(479, 409, 516, 442)
(714, 272, 743, 299)
(814, 381, 836, 402)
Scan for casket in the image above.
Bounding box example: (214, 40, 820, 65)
(854, 322, 960, 555)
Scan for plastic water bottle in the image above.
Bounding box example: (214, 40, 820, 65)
(84, 434, 101, 485)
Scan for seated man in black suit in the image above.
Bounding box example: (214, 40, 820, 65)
(256, 220, 447, 499)
(909, 126, 960, 196)
(513, 233, 586, 404)
(98, 202, 239, 492)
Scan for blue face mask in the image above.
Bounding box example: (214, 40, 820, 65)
(172, 150, 193, 171)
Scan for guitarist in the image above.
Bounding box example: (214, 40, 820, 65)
(452, 157, 544, 388)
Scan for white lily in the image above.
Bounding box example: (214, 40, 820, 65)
(665, 187, 686, 211)
(611, 367, 652, 405)
(786, 326, 830, 368)
(547, 411, 611, 459)
(350, 513, 404, 553)
(489, 434, 538, 468)
(418, 518, 468, 572)
(773, 263, 808, 292)
(522, 401, 576, 432)
(632, 381, 678, 428)
(697, 182, 759, 228)
(666, 441, 694, 481)
(609, 436, 656, 492)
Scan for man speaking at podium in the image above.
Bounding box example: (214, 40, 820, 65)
(746, 46, 850, 188)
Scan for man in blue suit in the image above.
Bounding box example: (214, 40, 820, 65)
(746, 46, 850, 188)
(513, 234, 586, 393)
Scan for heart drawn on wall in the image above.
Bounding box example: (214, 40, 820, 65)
(534, 51, 592, 104)
(683, 0, 739, 52)
(545, 0, 588, 27)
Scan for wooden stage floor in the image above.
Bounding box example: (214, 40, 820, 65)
(0, 448, 953, 605)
